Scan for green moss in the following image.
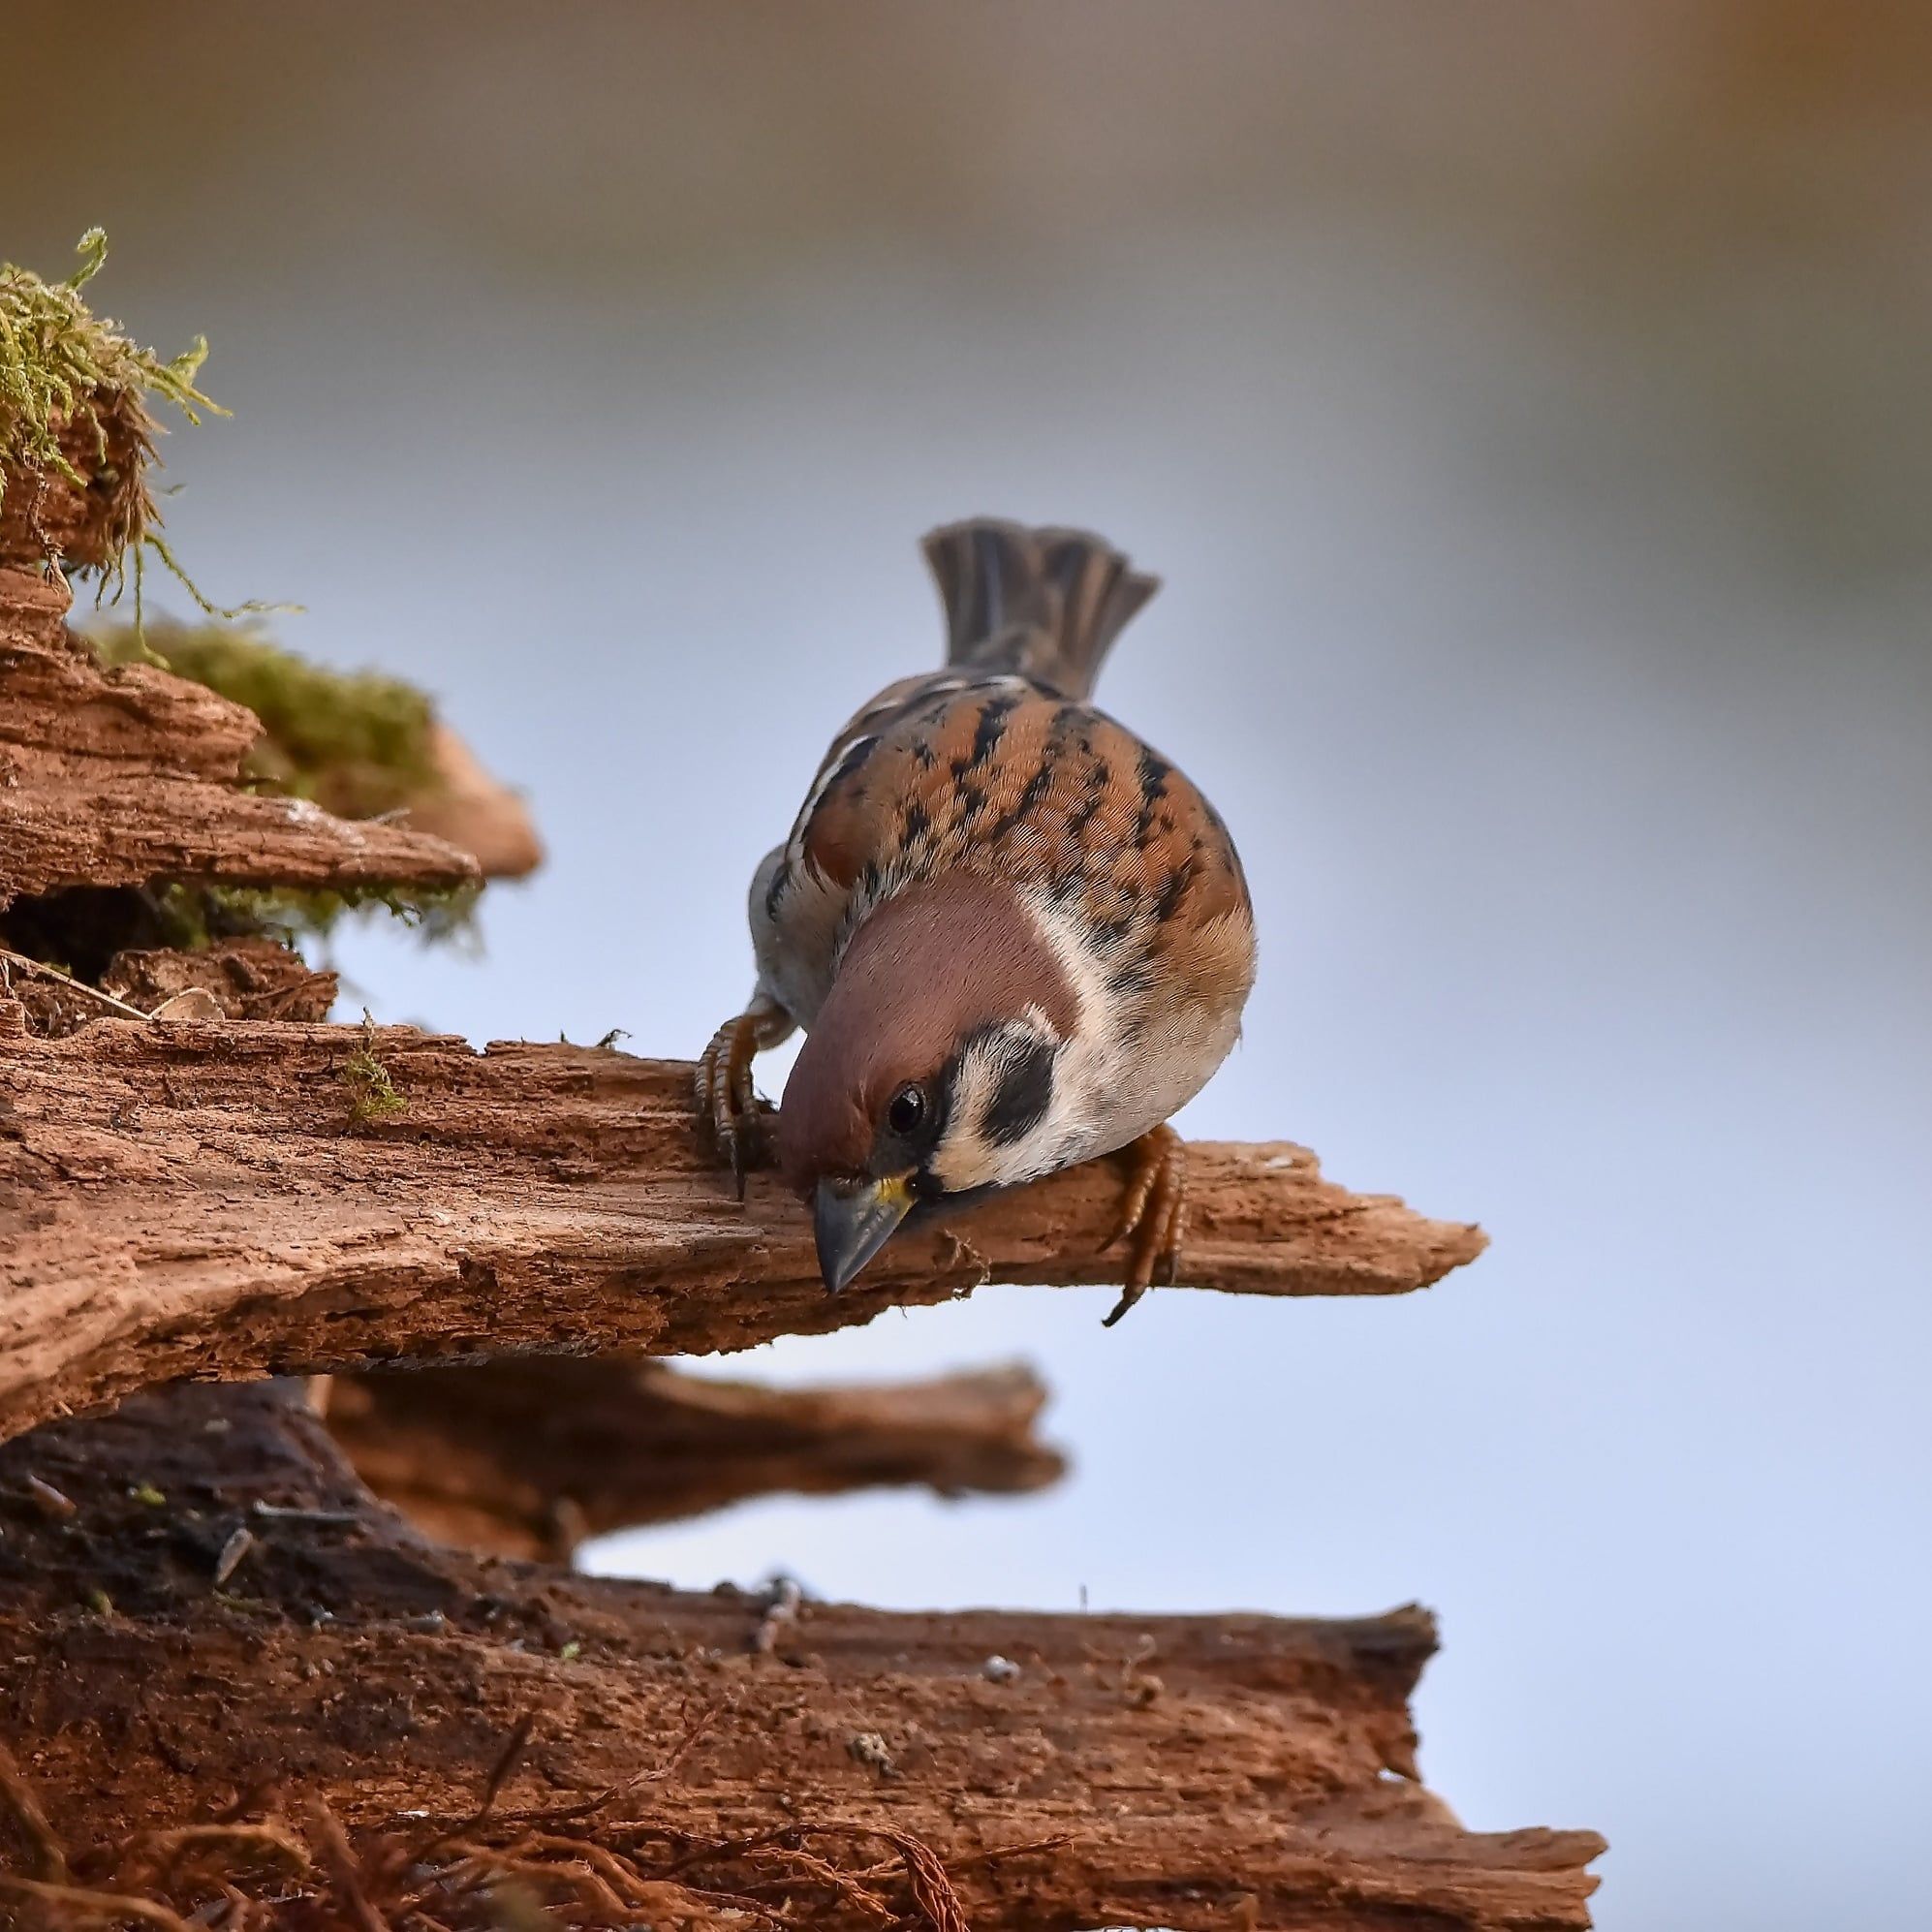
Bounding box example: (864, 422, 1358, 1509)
(152, 879, 482, 953)
(341, 1012, 407, 1125)
(92, 620, 440, 820)
(0, 230, 223, 610)
(87, 622, 477, 953)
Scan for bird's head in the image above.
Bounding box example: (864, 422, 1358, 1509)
(777, 872, 1076, 1293)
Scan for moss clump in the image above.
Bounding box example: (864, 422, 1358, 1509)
(86, 622, 476, 953)
(342, 1012, 407, 1125)
(0, 230, 221, 604)
(153, 879, 482, 953)
(92, 620, 440, 820)
(0, 878, 476, 995)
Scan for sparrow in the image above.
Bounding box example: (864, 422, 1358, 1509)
(698, 517, 1255, 1324)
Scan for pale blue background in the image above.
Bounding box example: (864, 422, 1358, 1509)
(8, 8, 1930, 1925)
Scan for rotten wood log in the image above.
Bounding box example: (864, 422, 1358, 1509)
(99, 936, 339, 1023)
(324, 1358, 1067, 1561)
(2, 936, 336, 1038)
(0, 1379, 1603, 1931)
(0, 577, 477, 909)
(0, 1018, 1485, 1446)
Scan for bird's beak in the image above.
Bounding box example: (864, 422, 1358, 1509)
(813, 1173, 915, 1293)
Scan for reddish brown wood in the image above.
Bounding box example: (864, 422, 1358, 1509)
(0, 1018, 1485, 1446)
(0, 571, 476, 910)
(323, 1357, 1067, 1560)
(0, 1381, 1603, 1931)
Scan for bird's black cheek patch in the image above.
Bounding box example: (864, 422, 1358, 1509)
(982, 1038, 1057, 1147)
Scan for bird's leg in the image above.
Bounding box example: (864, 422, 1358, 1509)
(1102, 1123, 1188, 1326)
(695, 994, 795, 1198)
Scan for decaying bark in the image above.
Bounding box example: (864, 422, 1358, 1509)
(0, 580, 477, 909)
(0, 1017, 1484, 1446)
(0, 401, 150, 579)
(98, 936, 340, 1023)
(0, 1379, 1604, 1931)
(324, 1358, 1066, 1560)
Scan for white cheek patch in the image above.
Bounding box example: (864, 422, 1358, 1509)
(931, 1048, 1002, 1194)
(931, 1016, 1065, 1195)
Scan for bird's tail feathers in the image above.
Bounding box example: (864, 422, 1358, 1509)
(920, 517, 1158, 701)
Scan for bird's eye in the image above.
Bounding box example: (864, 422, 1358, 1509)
(887, 1083, 927, 1135)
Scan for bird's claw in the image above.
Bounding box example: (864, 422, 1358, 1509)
(696, 1010, 782, 1199)
(1102, 1123, 1187, 1326)
(718, 1102, 777, 1200)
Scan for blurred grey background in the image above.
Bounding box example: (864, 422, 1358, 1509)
(8, 5, 1929, 1925)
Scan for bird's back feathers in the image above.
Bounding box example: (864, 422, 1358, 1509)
(921, 518, 1159, 701)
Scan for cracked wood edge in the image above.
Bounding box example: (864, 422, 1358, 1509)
(0, 580, 478, 907)
(323, 1356, 1068, 1560)
(0, 1021, 1486, 1443)
(0, 1379, 1604, 1932)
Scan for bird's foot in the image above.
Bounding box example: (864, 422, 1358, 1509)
(1102, 1123, 1187, 1326)
(695, 1001, 789, 1198)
